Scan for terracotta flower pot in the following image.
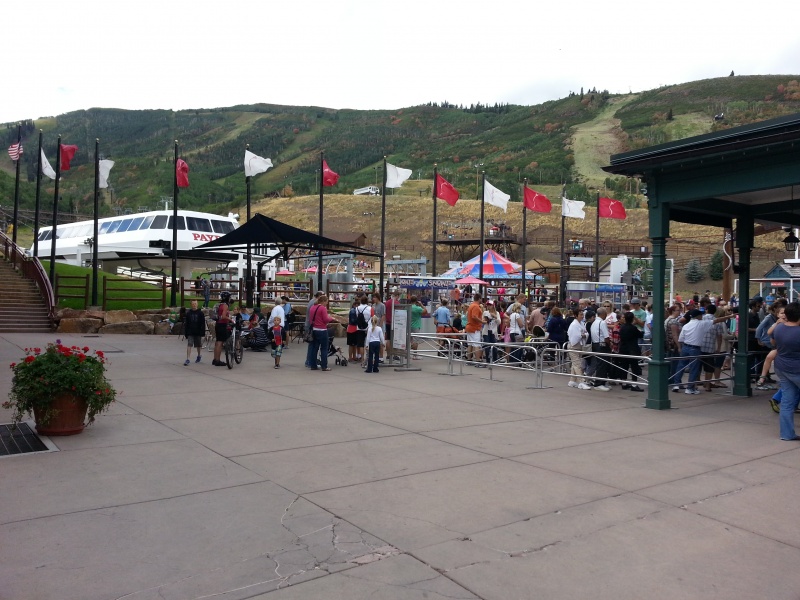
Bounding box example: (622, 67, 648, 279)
(33, 394, 89, 436)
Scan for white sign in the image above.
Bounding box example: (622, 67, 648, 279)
(393, 309, 408, 352)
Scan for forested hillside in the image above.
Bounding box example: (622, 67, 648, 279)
(2, 75, 800, 221)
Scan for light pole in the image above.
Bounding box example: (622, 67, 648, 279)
(473, 163, 484, 199)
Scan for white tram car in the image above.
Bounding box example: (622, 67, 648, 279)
(31, 210, 278, 280)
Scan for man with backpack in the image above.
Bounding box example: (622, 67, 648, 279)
(355, 296, 371, 366)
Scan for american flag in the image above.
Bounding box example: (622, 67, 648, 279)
(8, 142, 23, 161)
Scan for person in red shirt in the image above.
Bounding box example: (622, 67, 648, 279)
(465, 293, 485, 364)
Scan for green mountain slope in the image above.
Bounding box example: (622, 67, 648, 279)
(2, 75, 800, 221)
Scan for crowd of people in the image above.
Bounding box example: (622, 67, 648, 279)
(176, 283, 800, 441)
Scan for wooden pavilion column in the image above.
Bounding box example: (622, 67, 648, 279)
(646, 185, 671, 410)
(733, 216, 754, 397)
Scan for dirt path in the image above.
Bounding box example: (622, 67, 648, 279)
(571, 95, 638, 187)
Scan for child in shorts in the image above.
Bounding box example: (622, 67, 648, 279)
(269, 316, 283, 369)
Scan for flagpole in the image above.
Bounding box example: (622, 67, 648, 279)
(594, 191, 600, 281)
(379, 156, 387, 295)
(432, 164, 438, 277)
(318, 151, 324, 293)
(522, 179, 528, 298)
(245, 143, 253, 308)
(12, 124, 21, 246)
(479, 171, 486, 282)
(92, 138, 100, 306)
(171, 140, 179, 307)
(34, 130, 43, 258)
(559, 185, 566, 306)
(49, 136, 62, 284)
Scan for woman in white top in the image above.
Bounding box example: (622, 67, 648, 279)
(365, 315, 386, 373)
(507, 302, 526, 363)
(482, 302, 500, 363)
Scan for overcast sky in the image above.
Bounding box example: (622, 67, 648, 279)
(5, 0, 799, 124)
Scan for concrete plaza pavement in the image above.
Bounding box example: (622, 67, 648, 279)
(1, 332, 799, 599)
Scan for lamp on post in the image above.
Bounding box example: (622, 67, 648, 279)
(473, 163, 484, 199)
(782, 229, 799, 252)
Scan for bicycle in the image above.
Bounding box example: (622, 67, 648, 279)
(223, 321, 244, 368)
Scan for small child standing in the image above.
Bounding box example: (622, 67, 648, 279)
(269, 316, 283, 369)
(365, 315, 385, 373)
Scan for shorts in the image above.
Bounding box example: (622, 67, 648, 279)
(347, 331, 358, 346)
(385, 327, 392, 342)
(466, 331, 482, 347)
(701, 356, 715, 373)
(187, 335, 203, 348)
(356, 330, 367, 347)
(215, 322, 231, 342)
(271, 345, 283, 358)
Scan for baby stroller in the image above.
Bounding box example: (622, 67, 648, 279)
(329, 337, 348, 366)
(316, 324, 348, 367)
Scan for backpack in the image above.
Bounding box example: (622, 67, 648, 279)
(348, 307, 358, 326)
(356, 306, 368, 329)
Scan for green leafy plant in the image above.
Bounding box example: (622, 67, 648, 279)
(4, 341, 117, 426)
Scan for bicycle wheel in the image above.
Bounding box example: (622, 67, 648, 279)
(234, 334, 243, 364)
(225, 335, 233, 369)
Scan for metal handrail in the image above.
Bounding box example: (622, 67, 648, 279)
(0, 230, 56, 324)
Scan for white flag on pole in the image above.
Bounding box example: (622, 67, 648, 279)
(244, 150, 273, 177)
(98, 159, 115, 189)
(484, 179, 510, 212)
(561, 197, 586, 219)
(385, 162, 412, 188)
(40, 149, 56, 180)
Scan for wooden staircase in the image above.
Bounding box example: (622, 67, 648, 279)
(0, 260, 53, 333)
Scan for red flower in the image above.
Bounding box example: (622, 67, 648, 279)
(82, 346, 89, 352)
(25, 356, 35, 363)
(96, 351, 105, 358)
(10, 362, 16, 368)
(33, 348, 41, 354)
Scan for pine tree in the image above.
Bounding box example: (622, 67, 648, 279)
(708, 251, 724, 280)
(685, 258, 705, 284)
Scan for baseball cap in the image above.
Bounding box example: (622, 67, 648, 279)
(631, 297, 641, 304)
(687, 309, 703, 319)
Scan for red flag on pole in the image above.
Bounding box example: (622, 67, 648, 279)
(598, 197, 627, 219)
(435, 174, 459, 207)
(523, 186, 552, 213)
(176, 159, 190, 188)
(60, 144, 78, 171)
(322, 160, 339, 186)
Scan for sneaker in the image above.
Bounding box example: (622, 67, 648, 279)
(184, 359, 190, 366)
(568, 381, 579, 388)
(577, 382, 593, 390)
(594, 385, 611, 392)
(672, 386, 680, 392)
(755, 384, 771, 391)
(769, 398, 780, 413)
(195, 356, 201, 363)
(630, 386, 645, 392)
(685, 389, 700, 395)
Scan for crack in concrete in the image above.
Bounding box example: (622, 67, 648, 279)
(112, 495, 395, 599)
(680, 487, 745, 509)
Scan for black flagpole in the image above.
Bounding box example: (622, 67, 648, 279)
(479, 171, 486, 282)
(432, 164, 438, 277)
(559, 185, 566, 305)
(245, 144, 253, 308)
(379, 156, 387, 295)
(49, 136, 62, 284)
(34, 130, 43, 258)
(12, 124, 21, 246)
(92, 138, 100, 306)
(318, 151, 324, 293)
(171, 140, 179, 307)
(522, 179, 528, 297)
(594, 191, 600, 280)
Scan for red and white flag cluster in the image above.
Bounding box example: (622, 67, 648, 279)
(8, 142, 23, 161)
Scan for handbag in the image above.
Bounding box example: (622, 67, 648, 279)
(304, 305, 318, 343)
